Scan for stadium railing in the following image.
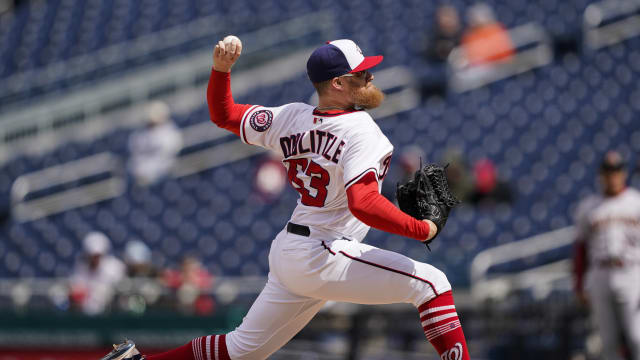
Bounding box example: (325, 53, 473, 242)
(469, 226, 575, 301)
(583, 0, 640, 50)
(0, 11, 335, 166)
(11, 152, 126, 222)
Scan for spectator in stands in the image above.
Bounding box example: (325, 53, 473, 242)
(460, 3, 514, 67)
(426, 5, 462, 63)
(69, 231, 125, 315)
(163, 256, 215, 315)
(468, 158, 513, 205)
(124, 240, 157, 278)
(573, 151, 640, 360)
(128, 101, 183, 186)
(117, 240, 162, 314)
(420, 5, 462, 97)
(443, 149, 474, 203)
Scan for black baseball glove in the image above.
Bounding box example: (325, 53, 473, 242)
(396, 163, 461, 250)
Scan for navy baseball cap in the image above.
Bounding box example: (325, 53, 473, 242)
(307, 39, 383, 83)
(600, 150, 626, 172)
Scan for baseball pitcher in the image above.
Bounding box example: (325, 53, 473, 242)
(103, 35, 471, 360)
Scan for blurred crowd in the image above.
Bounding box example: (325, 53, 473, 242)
(69, 230, 215, 316)
(381, 145, 513, 207)
(420, 2, 515, 97)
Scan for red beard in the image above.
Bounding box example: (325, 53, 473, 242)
(350, 83, 385, 109)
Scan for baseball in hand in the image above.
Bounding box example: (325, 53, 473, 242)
(223, 35, 241, 46)
(214, 35, 242, 72)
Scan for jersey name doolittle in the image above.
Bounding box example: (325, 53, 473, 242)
(240, 102, 394, 241)
(279, 130, 345, 163)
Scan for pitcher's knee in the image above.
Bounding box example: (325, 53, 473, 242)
(412, 265, 452, 307)
(226, 332, 255, 358)
(225, 330, 271, 360)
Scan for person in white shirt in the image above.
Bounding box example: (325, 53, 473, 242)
(574, 151, 640, 360)
(128, 101, 183, 186)
(69, 231, 125, 315)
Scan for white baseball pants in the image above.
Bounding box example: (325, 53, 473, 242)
(225, 226, 452, 359)
(587, 265, 640, 360)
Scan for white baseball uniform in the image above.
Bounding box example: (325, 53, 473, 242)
(575, 187, 640, 360)
(221, 103, 452, 359)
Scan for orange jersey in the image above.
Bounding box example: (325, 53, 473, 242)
(461, 23, 515, 66)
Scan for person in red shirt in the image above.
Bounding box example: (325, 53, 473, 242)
(163, 256, 215, 316)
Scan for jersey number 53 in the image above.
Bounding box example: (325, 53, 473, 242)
(283, 158, 330, 207)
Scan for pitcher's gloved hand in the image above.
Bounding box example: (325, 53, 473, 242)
(396, 163, 461, 250)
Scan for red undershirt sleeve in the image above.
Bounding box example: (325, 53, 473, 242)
(206, 68, 253, 137)
(573, 238, 588, 293)
(347, 172, 432, 241)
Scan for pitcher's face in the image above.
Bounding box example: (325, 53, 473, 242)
(343, 70, 384, 110)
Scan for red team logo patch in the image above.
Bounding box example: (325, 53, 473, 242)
(250, 110, 273, 132)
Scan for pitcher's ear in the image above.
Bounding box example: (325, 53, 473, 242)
(332, 77, 344, 90)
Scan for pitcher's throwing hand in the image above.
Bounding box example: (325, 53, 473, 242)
(213, 35, 242, 73)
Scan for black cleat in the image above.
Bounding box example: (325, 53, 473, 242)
(100, 340, 144, 360)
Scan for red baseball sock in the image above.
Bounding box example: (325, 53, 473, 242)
(146, 335, 230, 360)
(418, 291, 470, 360)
